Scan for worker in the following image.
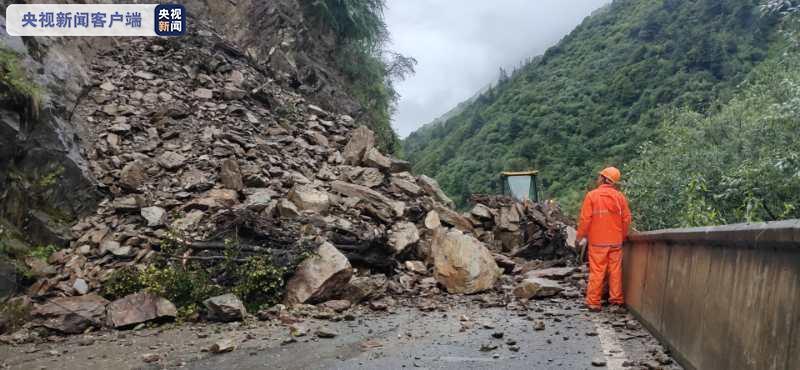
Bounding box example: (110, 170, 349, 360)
(576, 166, 632, 313)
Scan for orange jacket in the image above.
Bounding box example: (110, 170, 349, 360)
(576, 184, 632, 246)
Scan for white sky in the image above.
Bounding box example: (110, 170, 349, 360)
(385, 0, 610, 137)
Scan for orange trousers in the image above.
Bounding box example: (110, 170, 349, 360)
(586, 245, 624, 307)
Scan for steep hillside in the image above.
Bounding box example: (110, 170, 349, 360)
(626, 19, 800, 230)
(403, 0, 779, 210)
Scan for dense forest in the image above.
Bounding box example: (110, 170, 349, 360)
(402, 0, 780, 217)
(626, 13, 800, 229)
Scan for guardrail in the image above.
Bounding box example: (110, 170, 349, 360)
(623, 219, 800, 370)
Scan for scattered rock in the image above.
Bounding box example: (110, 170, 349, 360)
(418, 175, 455, 209)
(342, 126, 375, 165)
(203, 294, 247, 322)
(404, 261, 427, 274)
(288, 185, 330, 213)
(219, 158, 244, 191)
(157, 151, 187, 170)
(72, 279, 89, 295)
(141, 206, 167, 227)
(592, 358, 607, 367)
(317, 300, 351, 313)
(210, 338, 236, 353)
(387, 222, 419, 254)
(142, 353, 160, 363)
(424, 211, 441, 229)
(316, 328, 338, 338)
(513, 277, 563, 299)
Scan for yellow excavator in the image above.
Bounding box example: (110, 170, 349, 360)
(500, 170, 543, 203)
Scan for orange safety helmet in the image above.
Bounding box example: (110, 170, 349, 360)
(599, 167, 621, 184)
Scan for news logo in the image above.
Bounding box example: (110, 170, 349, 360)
(155, 4, 185, 36)
(5, 4, 187, 37)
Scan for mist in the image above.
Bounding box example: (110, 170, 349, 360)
(385, 0, 611, 137)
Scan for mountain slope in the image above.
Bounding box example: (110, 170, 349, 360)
(402, 0, 779, 211)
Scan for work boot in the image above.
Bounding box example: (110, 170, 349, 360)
(587, 305, 602, 313)
(610, 305, 627, 314)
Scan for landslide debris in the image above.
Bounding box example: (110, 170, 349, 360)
(1, 14, 578, 340)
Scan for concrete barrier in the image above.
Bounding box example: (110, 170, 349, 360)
(623, 219, 800, 370)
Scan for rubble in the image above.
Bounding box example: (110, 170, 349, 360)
(6, 18, 579, 338)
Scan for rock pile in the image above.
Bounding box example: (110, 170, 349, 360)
(6, 22, 578, 337)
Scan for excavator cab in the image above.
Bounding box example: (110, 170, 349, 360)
(500, 171, 542, 203)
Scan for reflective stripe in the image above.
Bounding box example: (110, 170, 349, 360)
(591, 243, 622, 248)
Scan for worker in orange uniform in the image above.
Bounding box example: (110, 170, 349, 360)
(576, 167, 632, 313)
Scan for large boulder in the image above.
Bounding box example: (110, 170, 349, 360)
(331, 181, 405, 221)
(513, 277, 563, 299)
(106, 292, 177, 328)
(342, 126, 375, 165)
(32, 294, 109, 334)
(284, 242, 353, 305)
(430, 229, 501, 294)
(417, 175, 455, 209)
(203, 294, 246, 322)
(387, 222, 420, 254)
(288, 185, 330, 213)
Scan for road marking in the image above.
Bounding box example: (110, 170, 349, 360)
(592, 316, 628, 369)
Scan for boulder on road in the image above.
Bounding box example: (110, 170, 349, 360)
(513, 277, 563, 299)
(106, 292, 177, 328)
(284, 242, 353, 305)
(203, 294, 247, 322)
(32, 294, 109, 334)
(431, 229, 501, 294)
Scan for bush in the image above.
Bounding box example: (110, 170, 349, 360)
(232, 256, 288, 312)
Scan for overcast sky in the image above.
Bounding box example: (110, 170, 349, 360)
(385, 0, 610, 137)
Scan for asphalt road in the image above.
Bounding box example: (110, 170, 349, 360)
(186, 298, 675, 370)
